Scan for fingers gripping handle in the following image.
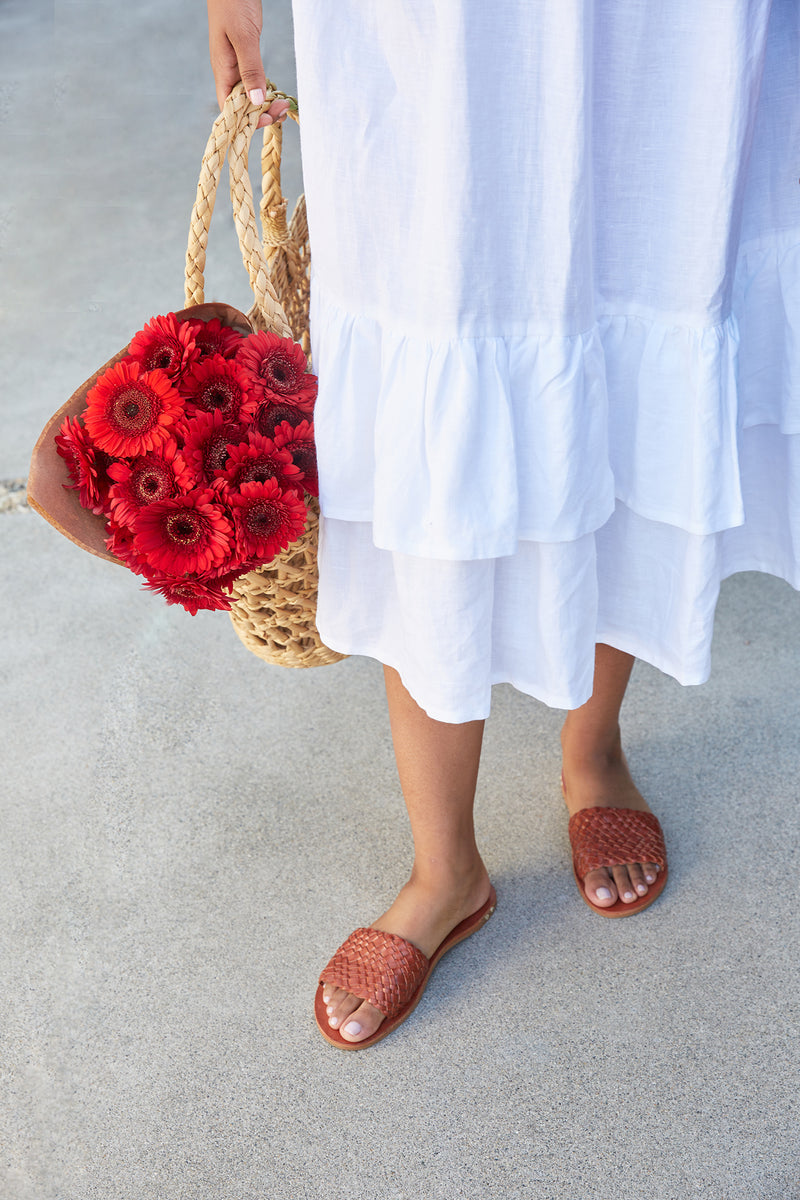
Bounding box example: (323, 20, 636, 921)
(185, 82, 294, 339)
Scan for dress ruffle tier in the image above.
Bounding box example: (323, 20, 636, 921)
(292, 0, 800, 721)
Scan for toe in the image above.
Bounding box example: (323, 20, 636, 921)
(583, 867, 618, 907)
(627, 862, 650, 897)
(339, 999, 386, 1043)
(643, 863, 659, 885)
(321, 983, 362, 1029)
(611, 864, 645, 903)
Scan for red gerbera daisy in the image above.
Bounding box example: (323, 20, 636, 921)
(236, 330, 317, 409)
(107, 442, 193, 528)
(252, 398, 311, 438)
(182, 317, 243, 361)
(273, 419, 319, 496)
(180, 355, 255, 422)
(128, 313, 200, 382)
(133, 488, 234, 575)
(218, 433, 304, 497)
(104, 516, 150, 574)
(55, 414, 114, 514)
(228, 478, 307, 562)
(140, 570, 238, 615)
(179, 410, 247, 487)
(83, 360, 183, 457)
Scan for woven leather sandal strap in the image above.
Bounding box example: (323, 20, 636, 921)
(568, 808, 667, 878)
(320, 928, 429, 1018)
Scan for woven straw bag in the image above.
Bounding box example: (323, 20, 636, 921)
(28, 82, 344, 670)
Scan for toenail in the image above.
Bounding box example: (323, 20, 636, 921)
(343, 1021, 362, 1036)
(623, 891, 634, 900)
(636, 884, 647, 894)
(595, 887, 612, 900)
(326, 1005, 334, 1014)
(328, 1016, 339, 1028)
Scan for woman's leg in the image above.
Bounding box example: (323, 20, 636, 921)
(560, 643, 660, 907)
(321, 665, 492, 1044)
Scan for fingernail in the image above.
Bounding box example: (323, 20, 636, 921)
(595, 887, 612, 901)
(249, 88, 265, 106)
(343, 1021, 362, 1036)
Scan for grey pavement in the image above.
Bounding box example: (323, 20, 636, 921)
(2, 4, 799, 1198)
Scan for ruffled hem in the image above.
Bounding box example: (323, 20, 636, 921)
(317, 423, 800, 720)
(312, 228, 800, 560)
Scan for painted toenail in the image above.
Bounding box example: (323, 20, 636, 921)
(623, 891, 634, 900)
(596, 887, 612, 900)
(637, 884, 647, 894)
(343, 1021, 362, 1036)
(326, 1005, 334, 1014)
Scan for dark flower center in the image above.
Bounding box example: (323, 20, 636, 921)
(202, 428, 239, 475)
(165, 509, 204, 545)
(255, 402, 300, 437)
(195, 331, 222, 358)
(112, 387, 155, 433)
(236, 454, 281, 486)
(244, 500, 281, 537)
(143, 344, 178, 372)
(198, 379, 239, 415)
(259, 355, 296, 391)
(291, 444, 315, 475)
(131, 460, 173, 505)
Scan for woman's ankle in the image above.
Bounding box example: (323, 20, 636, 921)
(560, 717, 624, 769)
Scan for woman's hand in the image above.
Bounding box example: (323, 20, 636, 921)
(206, 0, 290, 128)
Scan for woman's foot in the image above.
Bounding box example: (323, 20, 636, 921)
(320, 862, 491, 1045)
(560, 725, 661, 909)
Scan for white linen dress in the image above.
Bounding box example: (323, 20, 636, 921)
(290, 0, 800, 722)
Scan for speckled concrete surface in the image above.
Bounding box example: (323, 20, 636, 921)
(3, 4, 800, 1199)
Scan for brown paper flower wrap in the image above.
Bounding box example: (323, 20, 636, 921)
(28, 83, 344, 669)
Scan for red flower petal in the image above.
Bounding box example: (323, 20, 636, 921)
(105, 516, 150, 574)
(273, 419, 318, 496)
(181, 317, 243, 361)
(253, 398, 312, 438)
(108, 442, 193, 528)
(180, 355, 255, 422)
(128, 313, 200, 382)
(140, 570, 237, 615)
(236, 330, 317, 409)
(132, 488, 234, 575)
(228, 478, 308, 562)
(83, 360, 184, 457)
(218, 433, 304, 496)
(179, 410, 247, 487)
(55, 415, 114, 514)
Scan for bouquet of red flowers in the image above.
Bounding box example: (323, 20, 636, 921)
(54, 311, 318, 615)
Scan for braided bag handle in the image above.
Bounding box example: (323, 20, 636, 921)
(185, 82, 295, 340)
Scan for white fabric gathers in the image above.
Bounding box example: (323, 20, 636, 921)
(291, 0, 800, 722)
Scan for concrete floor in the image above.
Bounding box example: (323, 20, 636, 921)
(2, 3, 800, 1198)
